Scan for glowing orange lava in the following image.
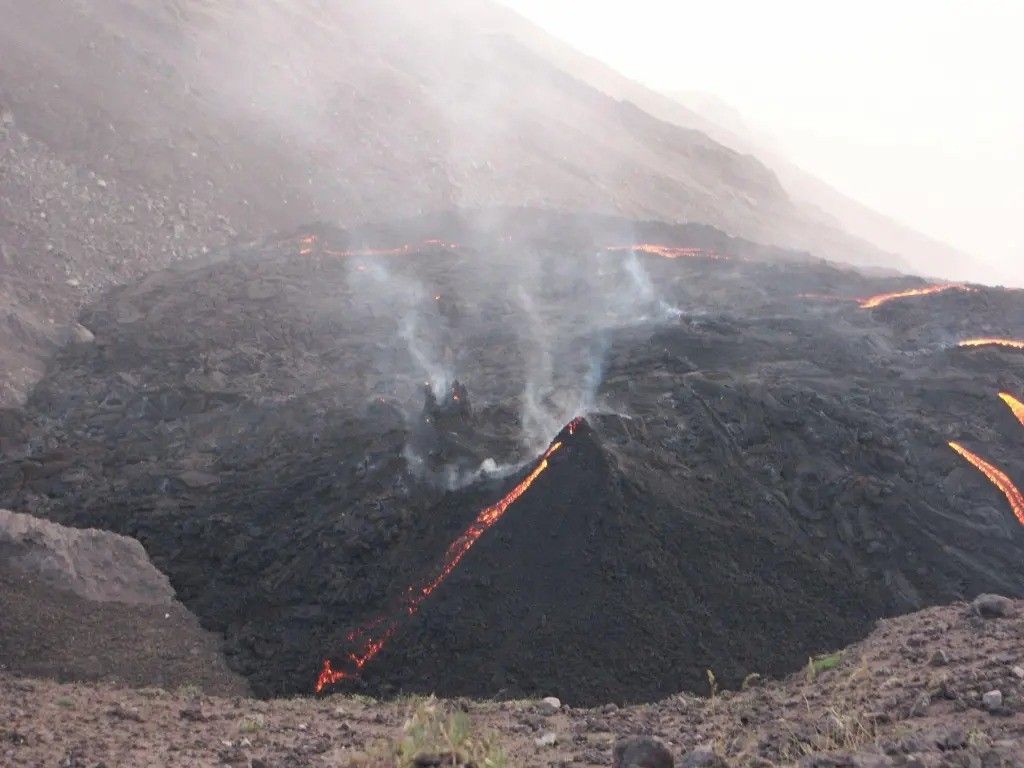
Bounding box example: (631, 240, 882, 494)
(316, 419, 583, 693)
(297, 234, 459, 259)
(948, 442, 1024, 526)
(858, 284, 967, 309)
(605, 245, 727, 261)
(958, 338, 1024, 351)
(999, 392, 1024, 428)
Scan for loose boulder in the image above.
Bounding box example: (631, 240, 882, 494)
(971, 594, 1014, 619)
(0, 507, 173, 604)
(615, 737, 674, 768)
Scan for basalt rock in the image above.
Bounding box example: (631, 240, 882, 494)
(972, 594, 1014, 619)
(2, 212, 1023, 703)
(616, 737, 675, 768)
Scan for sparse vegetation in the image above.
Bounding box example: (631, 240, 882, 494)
(395, 697, 508, 768)
(705, 668, 719, 699)
(239, 714, 265, 734)
(780, 700, 878, 761)
(176, 683, 202, 699)
(741, 672, 762, 690)
(805, 651, 843, 681)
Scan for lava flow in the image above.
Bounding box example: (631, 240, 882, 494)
(315, 418, 584, 693)
(605, 244, 727, 261)
(948, 442, 1024, 526)
(857, 284, 967, 309)
(999, 392, 1024, 428)
(958, 338, 1024, 351)
(297, 234, 459, 259)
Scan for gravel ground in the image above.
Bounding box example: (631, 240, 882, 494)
(2, 597, 1021, 767)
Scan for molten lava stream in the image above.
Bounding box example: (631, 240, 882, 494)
(296, 234, 459, 259)
(605, 244, 726, 261)
(316, 420, 582, 693)
(857, 284, 966, 309)
(948, 442, 1024, 526)
(999, 392, 1024, 428)
(958, 338, 1024, 351)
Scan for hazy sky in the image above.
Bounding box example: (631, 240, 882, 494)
(499, 0, 1023, 283)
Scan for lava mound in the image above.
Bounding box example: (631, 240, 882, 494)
(3, 210, 1023, 704)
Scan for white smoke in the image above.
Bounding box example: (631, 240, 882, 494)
(514, 244, 682, 452)
(348, 260, 453, 400)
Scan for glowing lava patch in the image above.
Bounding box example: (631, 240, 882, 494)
(605, 244, 727, 261)
(948, 442, 1024, 526)
(315, 418, 583, 693)
(297, 234, 459, 259)
(958, 338, 1024, 351)
(857, 284, 967, 309)
(999, 392, 1024, 428)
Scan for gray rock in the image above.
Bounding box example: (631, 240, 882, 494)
(70, 324, 95, 344)
(982, 690, 1003, 711)
(801, 753, 893, 768)
(972, 594, 1013, 619)
(0, 508, 174, 605)
(534, 732, 558, 748)
(178, 470, 220, 489)
(849, 753, 893, 768)
(1012, 666, 1024, 680)
(538, 696, 561, 715)
(927, 649, 948, 667)
(932, 726, 966, 751)
(615, 737, 674, 768)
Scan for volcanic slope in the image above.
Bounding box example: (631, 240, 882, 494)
(0, 0, 898, 409)
(3, 211, 1023, 704)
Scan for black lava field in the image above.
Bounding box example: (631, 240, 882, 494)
(2, 210, 1023, 705)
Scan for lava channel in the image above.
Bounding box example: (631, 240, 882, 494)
(297, 234, 459, 259)
(605, 244, 727, 261)
(315, 418, 584, 693)
(999, 392, 1024, 428)
(958, 338, 1024, 351)
(948, 442, 1024, 526)
(857, 284, 967, 309)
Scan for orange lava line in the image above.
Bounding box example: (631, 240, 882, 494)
(297, 234, 459, 259)
(858, 284, 966, 309)
(316, 421, 581, 693)
(958, 338, 1024, 351)
(405, 440, 562, 614)
(999, 392, 1024, 428)
(605, 244, 727, 261)
(948, 442, 1024, 526)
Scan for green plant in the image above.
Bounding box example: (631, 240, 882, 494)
(396, 697, 508, 768)
(805, 651, 843, 681)
(706, 668, 719, 699)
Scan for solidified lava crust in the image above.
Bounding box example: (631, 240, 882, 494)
(2, 210, 1023, 704)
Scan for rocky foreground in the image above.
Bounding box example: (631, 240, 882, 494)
(2, 596, 1022, 768)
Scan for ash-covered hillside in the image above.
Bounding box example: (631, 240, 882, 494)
(0, 0, 903, 408)
(3, 211, 1022, 704)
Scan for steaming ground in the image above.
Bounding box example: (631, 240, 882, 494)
(2, 210, 1022, 704)
(2, 0, 949, 410)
